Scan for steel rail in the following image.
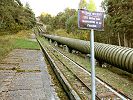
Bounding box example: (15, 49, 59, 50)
(44, 40, 101, 100)
(50, 44, 131, 100)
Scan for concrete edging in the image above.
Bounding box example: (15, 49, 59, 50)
(37, 39, 81, 100)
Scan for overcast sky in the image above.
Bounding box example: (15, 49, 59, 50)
(20, 0, 103, 16)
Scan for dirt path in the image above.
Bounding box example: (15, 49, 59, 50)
(0, 49, 59, 100)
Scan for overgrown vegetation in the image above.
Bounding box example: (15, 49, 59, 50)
(0, 0, 37, 61)
(0, 0, 36, 35)
(0, 30, 39, 61)
(0, 35, 14, 61)
(38, 0, 133, 48)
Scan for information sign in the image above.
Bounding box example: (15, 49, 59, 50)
(78, 9, 104, 30)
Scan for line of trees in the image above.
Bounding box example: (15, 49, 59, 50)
(39, 9, 77, 33)
(39, 0, 133, 48)
(39, 0, 96, 40)
(39, 8, 90, 40)
(102, 0, 133, 47)
(0, 0, 36, 35)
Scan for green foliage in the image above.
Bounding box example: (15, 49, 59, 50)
(79, 0, 87, 9)
(87, 0, 96, 11)
(79, 0, 96, 11)
(0, 35, 14, 61)
(53, 29, 68, 36)
(13, 38, 40, 49)
(66, 12, 78, 33)
(0, 0, 36, 35)
(39, 8, 76, 32)
(102, 0, 133, 47)
(39, 14, 52, 25)
(37, 0, 133, 48)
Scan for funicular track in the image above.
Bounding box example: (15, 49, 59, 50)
(37, 38, 131, 100)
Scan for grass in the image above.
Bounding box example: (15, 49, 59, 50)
(13, 38, 40, 49)
(0, 30, 40, 62)
(0, 35, 14, 61)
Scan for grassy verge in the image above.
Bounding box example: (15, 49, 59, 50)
(0, 35, 14, 61)
(13, 38, 39, 49)
(0, 30, 40, 61)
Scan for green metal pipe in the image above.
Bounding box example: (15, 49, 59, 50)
(43, 34, 133, 74)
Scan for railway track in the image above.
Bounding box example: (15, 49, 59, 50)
(37, 37, 131, 100)
(50, 47, 101, 99)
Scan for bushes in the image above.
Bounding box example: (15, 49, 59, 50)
(0, 35, 14, 61)
(0, 0, 36, 35)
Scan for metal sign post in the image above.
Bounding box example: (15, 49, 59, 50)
(90, 29, 95, 100)
(78, 9, 104, 100)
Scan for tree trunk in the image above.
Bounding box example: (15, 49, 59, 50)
(108, 37, 110, 44)
(118, 33, 121, 46)
(128, 33, 132, 48)
(129, 40, 132, 48)
(124, 33, 128, 47)
(107, 33, 111, 44)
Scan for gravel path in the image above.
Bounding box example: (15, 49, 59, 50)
(0, 49, 59, 100)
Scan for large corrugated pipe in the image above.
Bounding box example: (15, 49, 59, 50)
(43, 34, 133, 74)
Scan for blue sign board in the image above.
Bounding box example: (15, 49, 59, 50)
(78, 9, 104, 30)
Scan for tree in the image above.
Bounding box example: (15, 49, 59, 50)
(87, 0, 96, 11)
(39, 8, 77, 32)
(79, 0, 87, 9)
(39, 13, 54, 32)
(24, 2, 36, 28)
(0, 0, 36, 35)
(79, 0, 96, 11)
(102, 0, 133, 47)
(15, 0, 23, 6)
(66, 12, 78, 33)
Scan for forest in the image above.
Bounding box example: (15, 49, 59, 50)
(0, 0, 37, 61)
(0, 0, 133, 48)
(39, 0, 133, 48)
(0, 0, 36, 35)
